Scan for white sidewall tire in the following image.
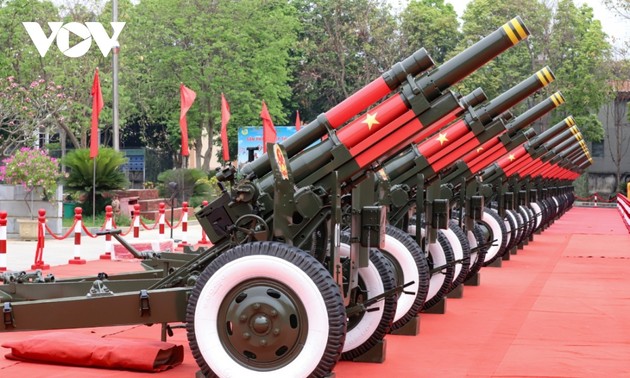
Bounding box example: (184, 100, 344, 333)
(505, 210, 518, 247)
(441, 229, 463, 284)
(467, 230, 479, 270)
(193, 254, 330, 378)
(504, 218, 512, 246)
(381, 234, 420, 323)
(427, 241, 447, 301)
(481, 210, 503, 263)
(338, 243, 384, 352)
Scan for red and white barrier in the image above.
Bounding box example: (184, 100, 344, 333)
(0, 211, 7, 272)
(100, 205, 114, 260)
(158, 203, 166, 240)
(616, 194, 630, 233)
(132, 204, 141, 239)
(198, 200, 211, 245)
(32, 209, 50, 270)
(177, 202, 189, 248)
(69, 207, 86, 265)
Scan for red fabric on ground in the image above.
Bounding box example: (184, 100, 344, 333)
(2, 331, 183, 372)
(1, 207, 628, 377)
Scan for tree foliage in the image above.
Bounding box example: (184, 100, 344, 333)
(0, 0, 619, 168)
(399, 0, 461, 64)
(455, 0, 611, 139)
(123, 0, 298, 168)
(292, 0, 401, 122)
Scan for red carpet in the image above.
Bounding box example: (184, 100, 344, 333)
(1, 207, 629, 377)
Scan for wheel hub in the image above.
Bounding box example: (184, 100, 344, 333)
(219, 280, 308, 370)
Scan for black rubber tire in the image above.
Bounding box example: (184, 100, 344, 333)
(511, 210, 525, 247)
(446, 220, 471, 291)
(518, 205, 534, 241)
(481, 208, 508, 266)
(529, 201, 544, 232)
(422, 230, 455, 311)
(381, 225, 429, 331)
(465, 223, 488, 280)
(340, 246, 397, 360)
(186, 241, 346, 378)
(504, 210, 518, 251)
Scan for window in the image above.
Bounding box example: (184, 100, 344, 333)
(591, 141, 604, 157)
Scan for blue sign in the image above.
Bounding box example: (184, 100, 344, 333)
(237, 126, 297, 168)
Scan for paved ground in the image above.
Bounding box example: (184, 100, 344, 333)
(3, 221, 208, 272)
(1, 207, 629, 377)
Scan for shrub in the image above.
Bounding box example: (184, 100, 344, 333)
(62, 148, 129, 216)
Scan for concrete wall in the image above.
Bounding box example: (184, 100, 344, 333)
(0, 184, 62, 236)
(586, 91, 630, 195)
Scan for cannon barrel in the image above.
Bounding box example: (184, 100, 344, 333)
(463, 91, 564, 173)
(470, 67, 554, 125)
(480, 118, 581, 182)
(382, 68, 553, 184)
(416, 16, 530, 101)
(441, 92, 565, 184)
(241, 17, 530, 179)
(240, 48, 434, 178)
(505, 92, 565, 136)
(507, 129, 584, 177)
(527, 116, 575, 150)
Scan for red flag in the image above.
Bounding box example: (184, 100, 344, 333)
(90, 68, 104, 159)
(179, 84, 197, 157)
(295, 111, 301, 131)
(260, 101, 276, 153)
(221, 93, 231, 162)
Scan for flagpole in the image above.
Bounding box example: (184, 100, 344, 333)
(112, 0, 120, 151)
(92, 157, 96, 226)
(182, 156, 187, 204)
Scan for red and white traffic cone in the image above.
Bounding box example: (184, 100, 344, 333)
(100, 205, 114, 260)
(69, 207, 86, 265)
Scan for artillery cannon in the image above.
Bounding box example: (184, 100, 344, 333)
(363, 69, 556, 307)
(0, 17, 542, 378)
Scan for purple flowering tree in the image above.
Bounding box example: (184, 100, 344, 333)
(0, 147, 63, 218)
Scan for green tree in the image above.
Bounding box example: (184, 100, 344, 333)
(292, 0, 401, 121)
(455, 0, 552, 123)
(546, 0, 611, 141)
(399, 0, 461, 64)
(123, 0, 299, 169)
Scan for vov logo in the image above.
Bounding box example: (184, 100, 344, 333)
(22, 22, 126, 58)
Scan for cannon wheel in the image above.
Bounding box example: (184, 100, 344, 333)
(381, 225, 429, 332)
(465, 223, 488, 280)
(446, 220, 471, 291)
(530, 201, 544, 231)
(186, 241, 346, 378)
(423, 230, 455, 310)
(338, 244, 396, 360)
(480, 208, 508, 266)
(517, 205, 534, 242)
(504, 210, 519, 251)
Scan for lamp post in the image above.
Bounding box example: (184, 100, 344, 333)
(168, 181, 178, 239)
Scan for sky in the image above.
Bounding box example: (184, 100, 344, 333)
(390, 0, 629, 51)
